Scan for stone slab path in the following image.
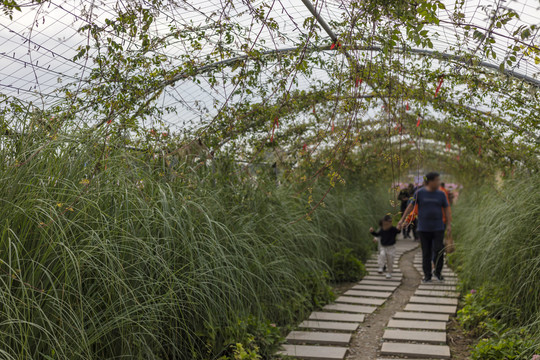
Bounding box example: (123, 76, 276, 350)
(377, 252, 458, 360)
(277, 239, 419, 359)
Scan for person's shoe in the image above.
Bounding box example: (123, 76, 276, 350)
(435, 274, 445, 282)
(422, 278, 432, 283)
(386, 273, 392, 279)
(378, 268, 384, 274)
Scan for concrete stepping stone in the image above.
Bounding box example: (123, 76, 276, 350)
(380, 342, 450, 359)
(415, 290, 459, 298)
(352, 284, 397, 292)
(309, 312, 365, 323)
(418, 284, 457, 291)
(366, 272, 403, 277)
(366, 265, 400, 270)
(335, 296, 385, 306)
(410, 296, 458, 305)
(286, 331, 352, 346)
(365, 264, 400, 268)
(404, 304, 457, 315)
(366, 267, 402, 273)
(278, 344, 348, 360)
(387, 319, 447, 330)
(366, 262, 398, 267)
(344, 290, 392, 298)
(363, 275, 402, 280)
(324, 303, 377, 314)
(298, 320, 359, 332)
(382, 329, 446, 344)
(358, 280, 401, 286)
(429, 279, 458, 284)
(393, 311, 449, 322)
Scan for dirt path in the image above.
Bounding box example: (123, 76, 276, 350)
(346, 247, 421, 360)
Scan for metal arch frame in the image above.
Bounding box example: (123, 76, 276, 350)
(160, 0, 540, 89)
(300, 0, 540, 88)
(161, 44, 540, 89)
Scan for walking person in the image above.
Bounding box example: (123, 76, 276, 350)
(398, 184, 413, 238)
(370, 215, 400, 279)
(398, 172, 451, 282)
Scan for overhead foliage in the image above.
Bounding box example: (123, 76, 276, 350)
(1, 0, 538, 190)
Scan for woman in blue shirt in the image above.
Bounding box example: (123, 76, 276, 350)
(398, 172, 452, 283)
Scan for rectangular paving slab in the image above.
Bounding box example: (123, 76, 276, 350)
(393, 311, 449, 322)
(366, 270, 402, 275)
(286, 331, 352, 346)
(404, 304, 457, 315)
(324, 303, 377, 314)
(358, 280, 401, 286)
(383, 329, 447, 344)
(380, 342, 450, 359)
(335, 296, 386, 306)
(415, 290, 459, 298)
(365, 272, 402, 277)
(418, 284, 457, 291)
(298, 320, 359, 332)
(352, 284, 397, 292)
(309, 312, 365, 323)
(387, 319, 447, 330)
(344, 290, 392, 298)
(363, 277, 403, 282)
(278, 344, 348, 360)
(366, 264, 400, 268)
(410, 296, 459, 305)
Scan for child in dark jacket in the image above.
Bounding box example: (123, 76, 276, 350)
(370, 215, 400, 279)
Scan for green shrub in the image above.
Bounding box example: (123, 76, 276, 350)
(471, 331, 538, 360)
(458, 287, 504, 337)
(218, 337, 261, 360)
(458, 287, 539, 359)
(331, 248, 367, 282)
(215, 317, 282, 360)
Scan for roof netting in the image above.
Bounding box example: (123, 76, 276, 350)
(0, 0, 539, 169)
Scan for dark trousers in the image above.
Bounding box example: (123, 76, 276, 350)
(418, 230, 445, 279)
(409, 219, 418, 239)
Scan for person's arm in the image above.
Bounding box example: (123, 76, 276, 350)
(397, 203, 414, 229)
(444, 206, 452, 232)
(441, 192, 451, 232)
(369, 227, 380, 236)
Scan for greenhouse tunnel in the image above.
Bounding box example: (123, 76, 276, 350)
(0, 0, 538, 359)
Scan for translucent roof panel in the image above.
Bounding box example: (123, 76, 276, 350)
(1, 0, 539, 134)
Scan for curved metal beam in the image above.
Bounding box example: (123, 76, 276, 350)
(359, 45, 540, 88)
(161, 44, 540, 89)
